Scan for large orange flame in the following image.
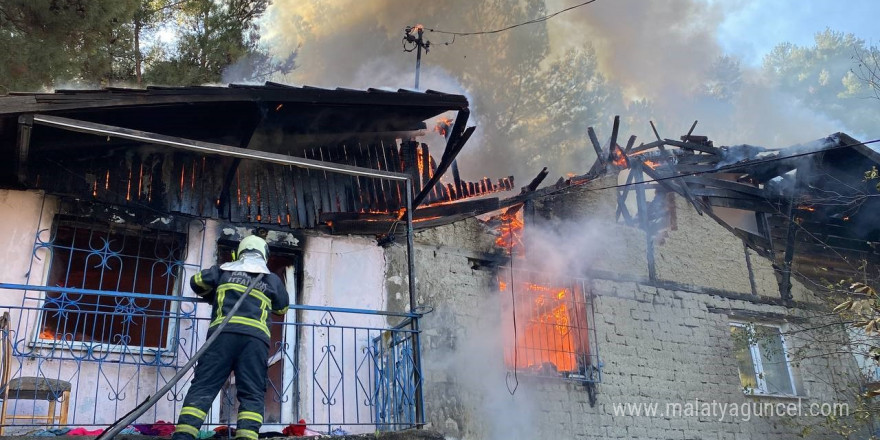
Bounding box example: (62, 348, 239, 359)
(495, 211, 524, 253)
(611, 145, 629, 168)
(433, 117, 453, 137)
(502, 280, 579, 372)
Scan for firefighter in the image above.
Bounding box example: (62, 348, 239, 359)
(172, 235, 289, 440)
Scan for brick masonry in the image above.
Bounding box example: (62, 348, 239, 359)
(384, 176, 865, 440)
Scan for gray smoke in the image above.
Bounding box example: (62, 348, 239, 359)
(257, 0, 855, 186)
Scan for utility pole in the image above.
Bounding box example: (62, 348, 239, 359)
(403, 25, 430, 89)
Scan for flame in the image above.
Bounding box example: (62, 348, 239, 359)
(39, 329, 57, 341)
(843, 216, 851, 221)
(797, 205, 816, 212)
(502, 280, 579, 372)
(433, 117, 453, 137)
(643, 160, 660, 169)
(495, 211, 524, 253)
(611, 145, 629, 168)
(416, 146, 425, 179)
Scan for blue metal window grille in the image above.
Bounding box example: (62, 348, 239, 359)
(497, 269, 601, 384)
(36, 218, 187, 351)
(372, 320, 418, 432)
(214, 308, 422, 434)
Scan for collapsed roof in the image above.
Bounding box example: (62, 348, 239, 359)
(569, 118, 880, 299)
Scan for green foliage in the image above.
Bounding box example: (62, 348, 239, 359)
(0, 0, 140, 91)
(763, 28, 880, 136)
(866, 166, 880, 192)
(0, 0, 295, 91)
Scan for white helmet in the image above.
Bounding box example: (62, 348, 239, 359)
(238, 235, 269, 261)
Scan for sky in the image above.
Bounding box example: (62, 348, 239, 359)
(712, 0, 880, 66)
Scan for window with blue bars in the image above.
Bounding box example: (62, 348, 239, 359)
(37, 217, 187, 350)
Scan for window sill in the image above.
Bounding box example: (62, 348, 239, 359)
(743, 393, 806, 401)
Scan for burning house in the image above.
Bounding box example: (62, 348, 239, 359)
(382, 119, 879, 438)
(0, 83, 517, 435)
(0, 84, 874, 440)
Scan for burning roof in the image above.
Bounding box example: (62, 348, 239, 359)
(0, 83, 519, 232)
(488, 116, 880, 299)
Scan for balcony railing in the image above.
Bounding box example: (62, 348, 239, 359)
(0, 284, 421, 435)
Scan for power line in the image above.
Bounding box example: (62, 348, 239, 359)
(427, 0, 599, 37)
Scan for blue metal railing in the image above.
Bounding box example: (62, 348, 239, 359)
(0, 284, 422, 435)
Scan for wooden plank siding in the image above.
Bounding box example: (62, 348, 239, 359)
(23, 136, 508, 229)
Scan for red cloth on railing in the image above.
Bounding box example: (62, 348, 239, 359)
(153, 421, 176, 436)
(67, 428, 105, 436)
(213, 425, 236, 438)
(133, 420, 175, 436)
(282, 419, 307, 437)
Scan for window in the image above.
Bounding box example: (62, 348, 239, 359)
(37, 217, 187, 350)
(730, 322, 797, 395)
(498, 270, 593, 380)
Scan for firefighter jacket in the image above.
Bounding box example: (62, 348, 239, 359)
(190, 266, 289, 346)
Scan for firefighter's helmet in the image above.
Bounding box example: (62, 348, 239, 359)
(238, 235, 269, 261)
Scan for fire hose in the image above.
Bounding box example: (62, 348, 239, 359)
(96, 273, 266, 440)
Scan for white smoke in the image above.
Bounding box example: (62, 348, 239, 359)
(258, 0, 868, 186)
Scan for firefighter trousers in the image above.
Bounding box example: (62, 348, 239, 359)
(172, 332, 269, 440)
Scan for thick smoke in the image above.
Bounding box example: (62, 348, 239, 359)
(259, 0, 858, 186)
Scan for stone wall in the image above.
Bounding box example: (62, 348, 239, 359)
(385, 177, 865, 439)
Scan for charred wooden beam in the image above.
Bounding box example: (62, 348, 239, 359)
(523, 167, 549, 194)
(701, 196, 779, 213)
(682, 120, 698, 141)
(616, 169, 635, 225)
(401, 140, 420, 190)
(688, 187, 764, 199)
(319, 211, 396, 223)
(16, 114, 33, 185)
(330, 209, 486, 235)
(505, 168, 548, 217)
(606, 115, 620, 164)
(420, 144, 432, 193)
(416, 197, 499, 219)
(628, 139, 667, 155)
(218, 105, 264, 219)
(650, 120, 662, 142)
(675, 154, 721, 165)
(640, 163, 704, 215)
(412, 114, 474, 208)
(663, 138, 721, 155)
(451, 159, 462, 200)
(624, 135, 637, 154)
(674, 164, 718, 173)
(683, 177, 765, 198)
(633, 162, 656, 280)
